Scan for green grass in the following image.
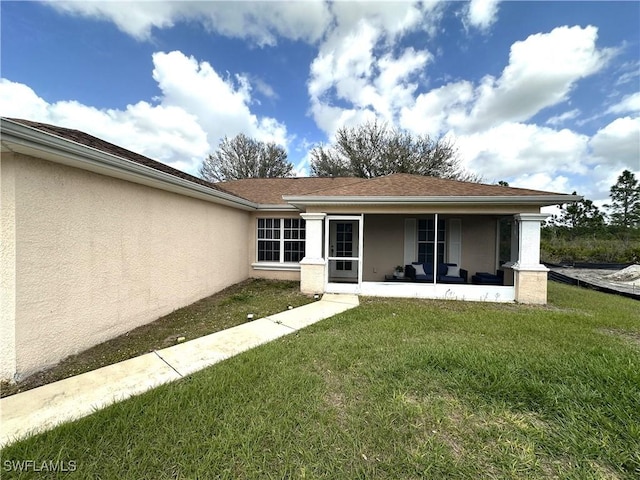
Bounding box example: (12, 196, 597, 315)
(1, 279, 311, 398)
(2, 282, 639, 479)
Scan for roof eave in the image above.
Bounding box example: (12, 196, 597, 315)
(255, 203, 299, 211)
(282, 194, 583, 209)
(1, 118, 258, 211)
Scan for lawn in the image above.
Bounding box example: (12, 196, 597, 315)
(1, 279, 312, 398)
(2, 282, 639, 479)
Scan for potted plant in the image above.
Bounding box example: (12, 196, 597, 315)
(394, 265, 405, 279)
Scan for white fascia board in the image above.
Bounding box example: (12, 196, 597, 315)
(283, 194, 583, 208)
(1, 119, 258, 211)
(255, 203, 300, 212)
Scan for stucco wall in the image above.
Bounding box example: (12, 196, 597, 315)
(0, 154, 17, 380)
(362, 215, 405, 281)
(5, 154, 251, 380)
(459, 216, 498, 276)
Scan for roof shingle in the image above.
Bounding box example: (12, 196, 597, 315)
(8, 118, 221, 192)
(218, 173, 566, 204)
(215, 177, 366, 204)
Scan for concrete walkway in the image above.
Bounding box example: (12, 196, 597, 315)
(0, 294, 359, 447)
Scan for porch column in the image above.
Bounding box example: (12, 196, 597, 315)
(512, 213, 549, 304)
(299, 212, 326, 295)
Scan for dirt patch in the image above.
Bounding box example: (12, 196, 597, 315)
(600, 328, 640, 347)
(549, 266, 640, 298)
(604, 264, 640, 285)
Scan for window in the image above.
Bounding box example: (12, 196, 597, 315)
(335, 222, 353, 271)
(417, 218, 445, 264)
(257, 218, 305, 263)
(283, 218, 305, 262)
(257, 218, 280, 261)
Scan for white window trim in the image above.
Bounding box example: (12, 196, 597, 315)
(255, 217, 305, 267)
(251, 262, 301, 271)
(416, 216, 446, 264)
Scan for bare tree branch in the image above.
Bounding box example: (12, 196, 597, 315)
(310, 121, 479, 181)
(199, 134, 294, 182)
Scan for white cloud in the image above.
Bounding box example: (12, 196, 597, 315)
(400, 81, 474, 137)
(307, 3, 437, 137)
(465, 0, 501, 31)
(589, 116, 640, 170)
(606, 92, 640, 115)
(546, 109, 581, 127)
(399, 25, 610, 138)
(509, 172, 571, 194)
(462, 26, 610, 132)
(0, 79, 49, 119)
(151, 51, 287, 146)
(46, 1, 332, 46)
(455, 122, 590, 180)
(0, 51, 288, 174)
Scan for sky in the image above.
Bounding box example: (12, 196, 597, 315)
(1, 0, 639, 208)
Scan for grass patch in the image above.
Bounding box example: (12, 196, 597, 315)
(2, 282, 639, 479)
(1, 279, 311, 398)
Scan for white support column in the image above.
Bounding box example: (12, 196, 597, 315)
(513, 213, 548, 270)
(512, 213, 549, 304)
(299, 212, 326, 295)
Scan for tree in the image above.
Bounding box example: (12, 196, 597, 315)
(199, 134, 293, 182)
(548, 192, 606, 235)
(309, 120, 478, 181)
(606, 169, 640, 229)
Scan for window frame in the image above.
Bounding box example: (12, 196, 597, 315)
(255, 217, 306, 269)
(416, 217, 446, 265)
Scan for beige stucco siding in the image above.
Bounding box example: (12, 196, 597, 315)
(0, 154, 17, 380)
(6, 154, 250, 379)
(460, 216, 498, 277)
(362, 215, 405, 281)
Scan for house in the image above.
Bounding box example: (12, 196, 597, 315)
(0, 118, 580, 382)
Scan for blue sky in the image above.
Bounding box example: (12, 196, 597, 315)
(1, 1, 638, 206)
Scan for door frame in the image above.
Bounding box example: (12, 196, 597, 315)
(325, 215, 364, 292)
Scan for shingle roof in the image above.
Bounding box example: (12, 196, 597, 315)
(7, 118, 572, 207)
(7, 118, 222, 192)
(216, 177, 366, 204)
(219, 173, 566, 204)
(291, 173, 563, 198)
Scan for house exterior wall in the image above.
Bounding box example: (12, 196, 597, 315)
(459, 216, 498, 277)
(2, 153, 250, 381)
(362, 215, 406, 281)
(0, 154, 17, 380)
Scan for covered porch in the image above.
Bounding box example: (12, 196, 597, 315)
(299, 211, 549, 304)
